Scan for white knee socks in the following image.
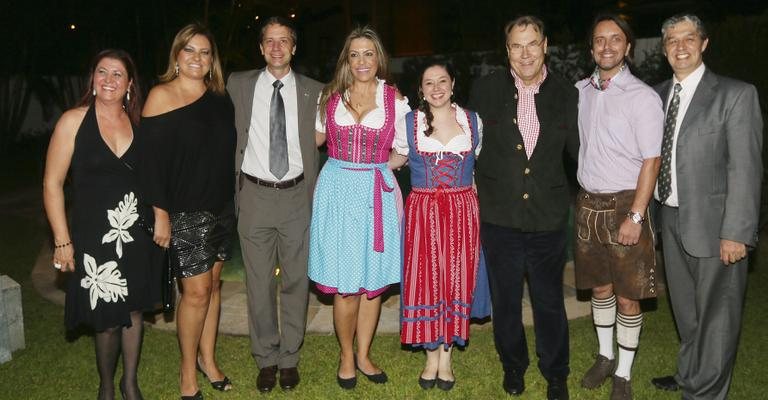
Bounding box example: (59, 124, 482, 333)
(591, 295, 617, 360)
(615, 312, 643, 380)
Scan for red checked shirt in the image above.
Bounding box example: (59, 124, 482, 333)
(512, 65, 548, 159)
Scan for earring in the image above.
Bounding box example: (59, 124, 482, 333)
(126, 90, 131, 102)
(209, 69, 212, 80)
(174, 62, 179, 76)
(92, 87, 96, 96)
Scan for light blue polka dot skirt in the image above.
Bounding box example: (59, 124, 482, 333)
(308, 157, 403, 293)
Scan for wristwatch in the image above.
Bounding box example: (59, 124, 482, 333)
(627, 211, 645, 224)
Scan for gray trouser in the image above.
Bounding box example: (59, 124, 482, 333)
(238, 179, 310, 369)
(661, 206, 747, 400)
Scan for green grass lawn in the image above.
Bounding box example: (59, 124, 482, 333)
(2, 169, 767, 399)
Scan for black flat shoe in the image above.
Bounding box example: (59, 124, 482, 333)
(436, 377, 455, 391)
(196, 360, 233, 392)
(354, 357, 388, 384)
(337, 375, 357, 390)
(651, 375, 680, 391)
(418, 376, 436, 390)
(180, 390, 203, 400)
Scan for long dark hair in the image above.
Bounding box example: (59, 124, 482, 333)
(76, 49, 142, 125)
(417, 62, 456, 137)
(589, 13, 636, 63)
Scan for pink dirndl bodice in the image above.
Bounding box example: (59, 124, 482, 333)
(325, 84, 396, 164)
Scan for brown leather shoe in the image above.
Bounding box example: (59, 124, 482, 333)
(279, 367, 300, 390)
(581, 354, 615, 389)
(610, 375, 633, 400)
(256, 365, 278, 393)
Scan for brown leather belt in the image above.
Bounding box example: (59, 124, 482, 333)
(242, 172, 304, 189)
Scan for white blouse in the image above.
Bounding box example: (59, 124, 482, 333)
(315, 78, 411, 134)
(393, 104, 483, 157)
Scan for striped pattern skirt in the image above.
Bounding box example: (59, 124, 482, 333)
(401, 186, 481, 348)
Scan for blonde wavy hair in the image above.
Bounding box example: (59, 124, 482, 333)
(318, 26, 390, 124)
(159, 23, 225, 94)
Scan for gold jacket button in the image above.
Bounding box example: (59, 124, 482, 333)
(522, 193, 529, 200)
(524, 168, 530, 175)
(516, 144, 523, 150)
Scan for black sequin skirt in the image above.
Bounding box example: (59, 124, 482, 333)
(168, 203, 235, 279)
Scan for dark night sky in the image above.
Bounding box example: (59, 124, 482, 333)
(3, 0, 766, 80)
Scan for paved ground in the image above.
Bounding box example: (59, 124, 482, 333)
(18, 185, 592, 336)
(32, 242, 590, 335)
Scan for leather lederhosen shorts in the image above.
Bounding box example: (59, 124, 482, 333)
(573, 189, 657, 299)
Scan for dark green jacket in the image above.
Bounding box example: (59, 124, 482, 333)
(468, 68, 579, 232)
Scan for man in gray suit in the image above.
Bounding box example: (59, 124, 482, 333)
(226, 16, 323, 392)
(650, 14, 763, 399)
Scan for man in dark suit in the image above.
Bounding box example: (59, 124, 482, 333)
(226, 16, 323, 392)
(468, 15, 578, 400)
(650, 14, 763, 400)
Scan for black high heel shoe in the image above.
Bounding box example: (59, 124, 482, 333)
(354, 357, 388, 384)
(196, 359, 233, 392)
(180, 390, 203, 400)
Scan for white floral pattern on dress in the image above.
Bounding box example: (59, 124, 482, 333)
(80, 253, 127, 310)
(101, 192, 139, 258)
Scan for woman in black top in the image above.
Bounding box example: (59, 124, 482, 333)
(44, 49, 162, 400)
(140, 23, 236, 400)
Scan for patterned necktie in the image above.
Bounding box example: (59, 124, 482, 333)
(658, 83, 682, 203)
(269, 80, 288, 179)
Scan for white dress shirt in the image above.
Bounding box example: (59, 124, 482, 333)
(241, 69, 303, 181)
(655, 63, 706, 207)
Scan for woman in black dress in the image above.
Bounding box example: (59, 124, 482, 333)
(139, 23, 236, 400)
(43, 49, 162, 400)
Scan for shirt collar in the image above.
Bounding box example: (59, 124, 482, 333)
(511, 64, 548, 93)
(673, 62, 706, 91)
(588, 63, 627, 91)
(263, 68, 294, 87)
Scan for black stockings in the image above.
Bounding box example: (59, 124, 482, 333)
(120, 312, 144, 400)
(94, 311, 145, 400)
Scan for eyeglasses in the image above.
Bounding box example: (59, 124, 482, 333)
(507, 40, 544, 55)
